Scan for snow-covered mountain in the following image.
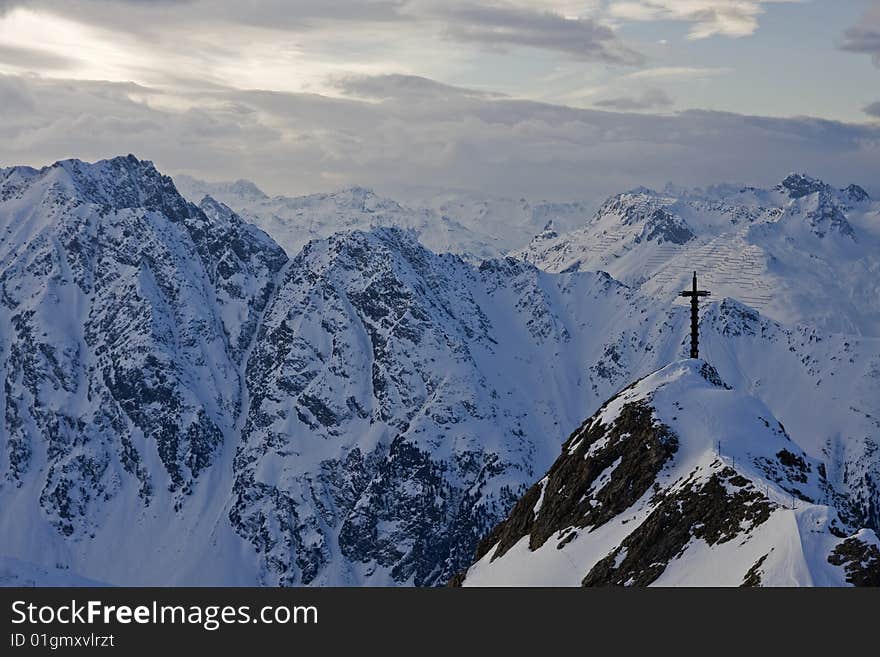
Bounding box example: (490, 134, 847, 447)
(458, 360, 879, 587)
(518, 174, 880, 336)
(1, 157, 878, 586)
(173, 175, 589, 262)
(0, 157, 664, 585)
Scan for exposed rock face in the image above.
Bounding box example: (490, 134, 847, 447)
(476, 400, 678, 563)
(779, 173, 829, 199)
(3, 157, 693, 585)
(599, 193, 696, 246)
(637, 208, 695, 245)
(2, 157, 879, 587)
(741, 553, 770, 587)
(842, 184, 870, 204)
(460, 361, 879, 587)
(582, 468, 774, 586)
(827, 536, 880, 586)
(517, 173, 878, 337)
(225, 228, 641, 585)
(0, 156, 286, 541)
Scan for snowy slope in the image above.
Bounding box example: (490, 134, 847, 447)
(0, 156, 287, 584)
(1, 157, 878, 586)
(459, 360, 879, 587)
(518, 175, 880, 336)
(1, 159, 664, 585)
(0, 557, 109, 587)
(174, 175, 589, 261)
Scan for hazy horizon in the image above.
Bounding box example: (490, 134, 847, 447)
(1, 1, 879, 201)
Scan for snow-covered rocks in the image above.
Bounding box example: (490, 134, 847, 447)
(0, 155, 287, 572)
(1, 156, 878, 586)
(173, 175, 591, 262)
(459, 360, 877, 587)
(518, 174, 880, 336)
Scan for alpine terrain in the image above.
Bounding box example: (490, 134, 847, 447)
(457, 360, 879, 586)
(1, 156, 878, 586)
(173, 174, 590, 262)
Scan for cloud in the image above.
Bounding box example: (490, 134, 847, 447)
(333, 73, 504, 101)
(2, 73, 878, 203)
(436, 4, 645, 65)
(5, 1, 641, 65)
(0, 43, 77, 70)
(594, 87, 674, 110)
(839, 7, 880, 66)
(0, 0, 25, 11)
(0, 1, 410, 37)
(0, 0, 644, 100)
(607, 1, 800, 39)
(626, 65, 730, 79)
(865, 102, 880, 119)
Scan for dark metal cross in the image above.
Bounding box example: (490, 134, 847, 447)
(680, 271, 710, 359)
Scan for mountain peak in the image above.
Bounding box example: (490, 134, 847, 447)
(2, 154, 191, 222)
(778, 173, 829, 198)
(53, 154, 157, 179)
(226, 178, 268, 199)
(459, 357, 873, 587)
(842, 183, 870, 203)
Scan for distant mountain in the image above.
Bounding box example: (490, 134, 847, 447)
(517, 174, 880, 335)
(1, 157, 877, 586)
(458, 360, 879, 587)
(173, 174, 591, 261)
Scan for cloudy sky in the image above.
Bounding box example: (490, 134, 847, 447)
(1, 0, 878, 200)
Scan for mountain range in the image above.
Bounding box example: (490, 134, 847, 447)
(0, 155, 877, 586)
(173, 174, 591, 263)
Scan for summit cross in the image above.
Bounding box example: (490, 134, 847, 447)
(680, 271, 710, 359)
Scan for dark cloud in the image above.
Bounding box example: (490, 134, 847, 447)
(439, 4, 644, 65)
(839, 7, 880, 66)
(0, 44, 78, 70)
(865, 101, 880, 118)
(594, 88, 673, 111)
(2, 74, 878, 202)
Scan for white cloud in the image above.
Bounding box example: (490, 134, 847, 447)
(419, 2, 645, 65)
(594, 87, 674, 110)
(608, 1, 801, 39)
(2, 73, 877, 203)
(625, 66, 730, 79)
(0, 1, 646, 101)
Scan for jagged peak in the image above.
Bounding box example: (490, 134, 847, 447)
(478, 254, 540, 278)
(531, 219, 558, 241)
(226, 178, 267, 199)
(195, 194, 287, 261)
(842, 183, 870, 203)
(198, 193, 235, 216)
(336, 184, 376, 196)
(623, 185, 660, 197)
(172, 174, 268, 201)
(777, 172, 829, 199)
(9, 154, 189, 218)
(52, 154, 159, 180)
(308, 225, 426, 264)
(460, 353, 853, 587)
